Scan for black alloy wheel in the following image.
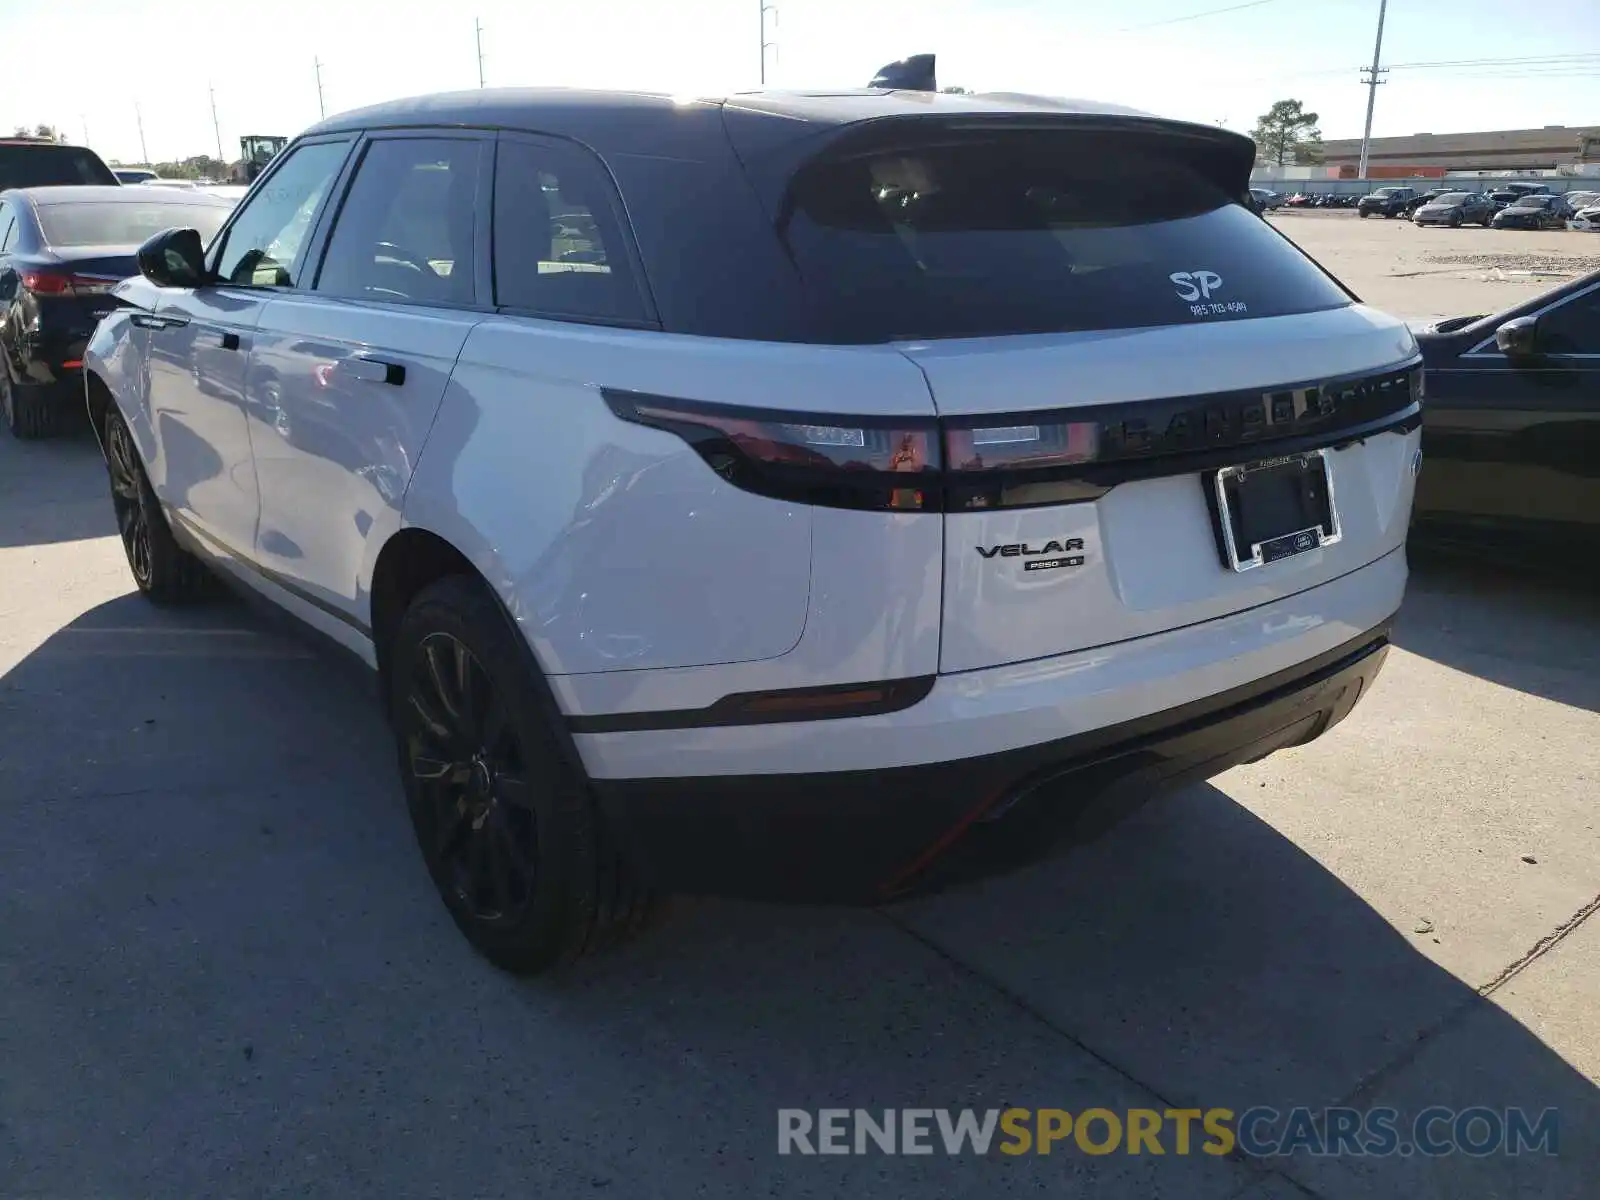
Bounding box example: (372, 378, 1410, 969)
(106, 413, 154, 588)
(390, 576, 655, 973)
(101, 408, 209, 602)
(402, 630, 540, 926)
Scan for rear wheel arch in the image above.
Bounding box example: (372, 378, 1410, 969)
(367, 528, 576, 755)
(85, 370, 115, 457)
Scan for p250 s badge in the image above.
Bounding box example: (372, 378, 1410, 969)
(976, 538, 1086, 572)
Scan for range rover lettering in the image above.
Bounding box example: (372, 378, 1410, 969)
(85, 78, 1421, 973)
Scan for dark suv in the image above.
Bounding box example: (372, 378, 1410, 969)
(0, 139, 118, 190)
(1357, 187, 1416, 219)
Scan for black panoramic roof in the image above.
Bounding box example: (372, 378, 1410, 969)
(303, 85, 1170, 155)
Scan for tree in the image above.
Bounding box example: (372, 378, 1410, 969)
(1252, 100, 1323, 167)
(34, 123, 63, 143)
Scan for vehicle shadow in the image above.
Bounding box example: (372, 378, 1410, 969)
(0, 419, 115, 549)
(2, 593, 1594, 1199)
(1396, 553, 1600, 713)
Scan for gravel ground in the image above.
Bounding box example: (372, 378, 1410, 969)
(1270, 210, 1600, 319)
(1423, 252, 1600, 273)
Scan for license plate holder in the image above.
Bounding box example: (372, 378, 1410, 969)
(1213, 449, 1341, 572)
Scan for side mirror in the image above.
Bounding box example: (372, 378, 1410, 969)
(1494, 315, 1539, 358)
(136, 227, 207, 289)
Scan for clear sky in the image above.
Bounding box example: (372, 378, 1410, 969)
(3, 0, 1597, 164)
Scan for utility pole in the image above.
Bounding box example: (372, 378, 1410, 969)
(209, 84, 224, 162)
(315, 57, 326, 119)
(1356, 0, 1388, 180)
(760, 0, 778, 85)
(135, 102, 149, 164)
(476, 18, 486, 87)
(80, 114, 89, 145)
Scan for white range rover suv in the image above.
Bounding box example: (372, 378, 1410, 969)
(85, 85, 1421, 972)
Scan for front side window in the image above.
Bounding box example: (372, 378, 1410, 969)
(491, 139, 645, 324)
(782, 130, 1353, 342)
(1539, 290, 1600, 356)
(316, 137, 484, 304)
(213, 140, 350, 288)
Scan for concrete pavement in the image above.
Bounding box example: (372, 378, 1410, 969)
(1, 408, 1596, 1198)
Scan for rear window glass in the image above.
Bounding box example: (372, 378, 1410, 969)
(38, 201, 230, 247)
(0, 144, 117, 187)
(781, 134, 1352, 341)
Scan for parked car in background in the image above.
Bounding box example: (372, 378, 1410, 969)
(1570, 198, 1600, 232)
(1491, 194, 1570, 230)
(1247, 187, 1283, 214)
(199, 183, 248, 204)
(1404, 188, 1451, 216)
(1357, 186, 1416, 218)
(1, 138, 118, 190)
(114, 167, 158, 184)
(1, 185, 233, 438)
(1502, 182, 1550, 197)
(1411, 269, 1600, 571)
(84, 86, 1419, 972)
(1412, 191, 1495, 227)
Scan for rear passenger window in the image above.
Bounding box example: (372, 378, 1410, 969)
(492, 139, 645, 324)
(317, 137, 484, 305)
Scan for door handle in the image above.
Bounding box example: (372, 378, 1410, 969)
(347, 356, 405, 386)
(130, 313, 189, 330)
(220, 331, 241, 351)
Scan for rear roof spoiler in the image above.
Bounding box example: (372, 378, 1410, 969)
(868, 54, 937, 91)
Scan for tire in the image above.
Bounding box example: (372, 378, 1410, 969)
(1450, 213, 1462, 228)
(1, 372, 62, 440)
(389, 575, 656, 974)
(103, 407, 211, 603)
(1358, 210, 1370, 219)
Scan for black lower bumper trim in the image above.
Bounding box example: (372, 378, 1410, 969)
(592, 620, 1394, 903)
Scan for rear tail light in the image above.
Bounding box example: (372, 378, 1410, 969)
(603, 365, 1420, 514)
(20, 269, 74, 295)
(945, 421, 1099, 471)
(604, 392, 940, 512)
(18, 270, 120, 297)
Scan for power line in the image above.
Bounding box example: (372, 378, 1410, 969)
(760, 0, 778, 85)
(1356, 0, 1388, 179)
(209, 84, 224, 162)
(1386, 51, 1600, 70)
(1117, 0, 1280, 33)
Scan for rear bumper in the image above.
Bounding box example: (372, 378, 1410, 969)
(591, 552, 1406, 902)
(15, 331, 90, 388)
